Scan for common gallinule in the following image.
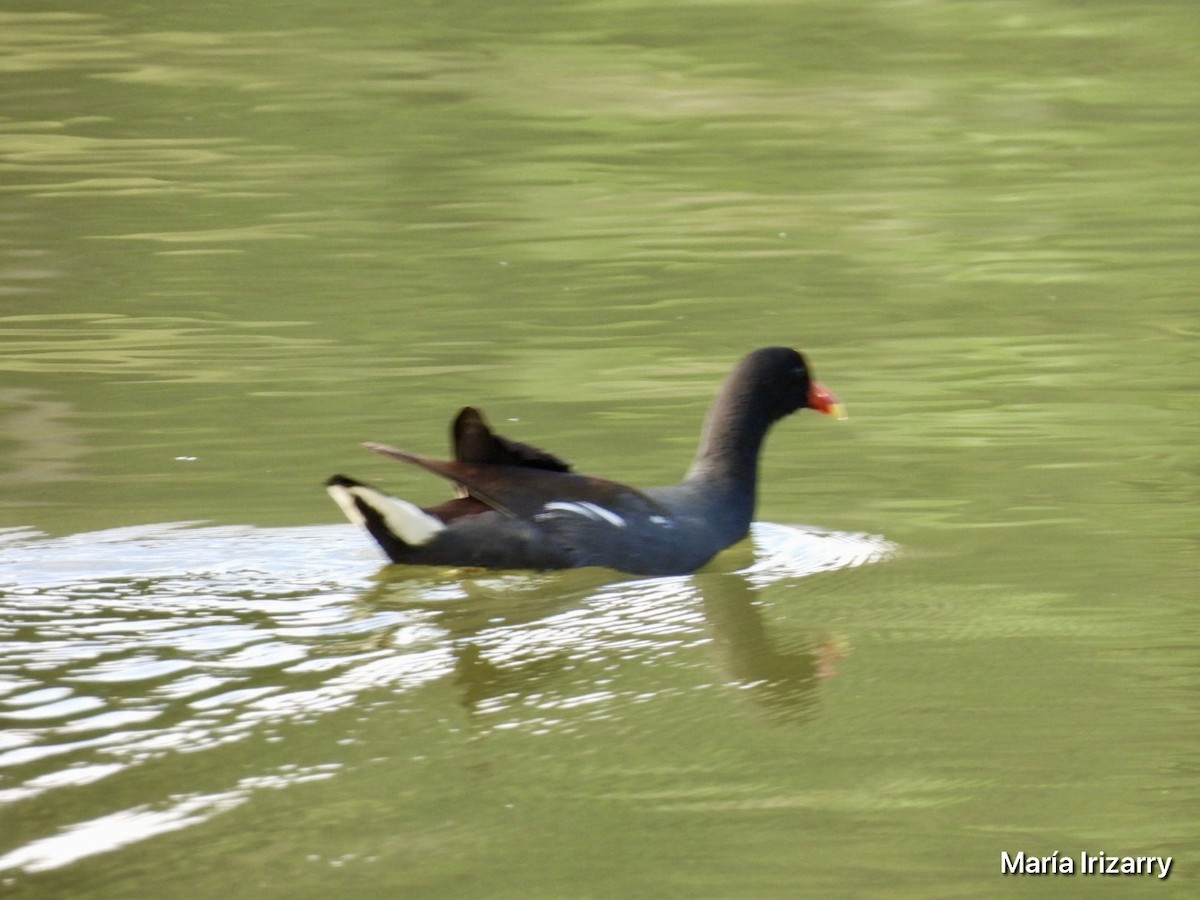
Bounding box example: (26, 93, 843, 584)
(327, 346, 844, 575)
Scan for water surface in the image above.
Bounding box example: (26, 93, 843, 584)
(1, 1, 1196, 897)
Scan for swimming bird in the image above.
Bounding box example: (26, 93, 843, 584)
(327, 346, 844, 576)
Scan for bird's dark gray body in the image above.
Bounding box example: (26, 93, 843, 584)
(327, 347, 842, 575)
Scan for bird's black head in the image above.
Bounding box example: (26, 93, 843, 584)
(731, 347, 845, 422)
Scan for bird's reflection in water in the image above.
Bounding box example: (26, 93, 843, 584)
(452, 642, 572, 712)
(353, 566, 839, 722)
(352, 568, 618, 713)
(697, 572, 837, 723)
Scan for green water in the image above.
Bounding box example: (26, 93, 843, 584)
(1, 2, 1196, 897)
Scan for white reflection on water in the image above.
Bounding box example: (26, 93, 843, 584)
(0, 765, 340, 875)
(0, 520, 892, 874)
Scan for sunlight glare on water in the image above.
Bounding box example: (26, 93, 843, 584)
(0, 521, 890, 876)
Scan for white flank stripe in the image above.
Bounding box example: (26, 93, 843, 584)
(541, 501, 627, 529)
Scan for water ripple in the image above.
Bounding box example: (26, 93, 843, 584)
(0, 519, 889, 874)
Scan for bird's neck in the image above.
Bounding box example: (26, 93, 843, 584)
(683, 393, 773, 496)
